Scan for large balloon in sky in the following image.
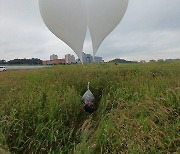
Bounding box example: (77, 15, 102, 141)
(39, 0, 87, 61)
(86, 0, 129, 57)
(39, 0, 129, 60)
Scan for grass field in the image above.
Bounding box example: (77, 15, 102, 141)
(0, 61, 179, 153)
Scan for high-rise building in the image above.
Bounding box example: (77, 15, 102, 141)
(80, 52, 103, 63)
(86, 54, 93, 63)
(50, 54, 58, 61)
(65, 54, 75, 64)
(82, 52, 93, 63)
(94, 56, 103, 63)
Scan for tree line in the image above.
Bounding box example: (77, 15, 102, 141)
(109, 58, 138, 63)
(0, 58, 42, 65)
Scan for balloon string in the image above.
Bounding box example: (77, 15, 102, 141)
(87, 82, 90, 90)
(81, 59, 90, 91)
(81, 63, 85, 69)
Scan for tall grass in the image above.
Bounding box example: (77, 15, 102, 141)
(0, 61, 179, 153)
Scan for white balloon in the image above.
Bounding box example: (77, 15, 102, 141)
(39, 0, 87, 61)
(86, 0, 129, 56)
(39, 0, 129, 59)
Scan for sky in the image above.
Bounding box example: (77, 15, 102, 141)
(0, 0, 180, 62)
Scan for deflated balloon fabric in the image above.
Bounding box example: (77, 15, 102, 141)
(81, 82, 96, 113)
(81, 89, 95, 104)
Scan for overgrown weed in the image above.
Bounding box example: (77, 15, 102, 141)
(0, 61, 179, 153)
